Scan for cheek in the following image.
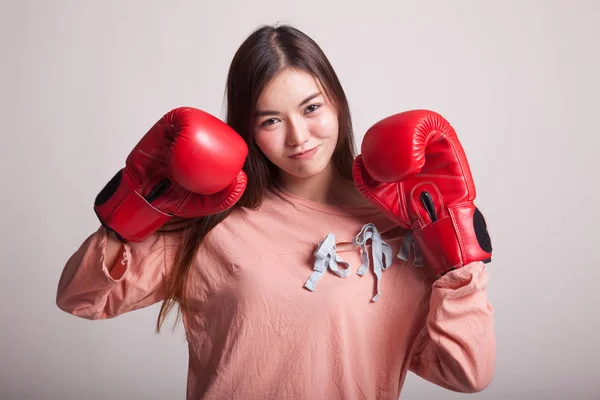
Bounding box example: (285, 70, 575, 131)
(254, 131, 283, 159)
(311, 111, 339, 140)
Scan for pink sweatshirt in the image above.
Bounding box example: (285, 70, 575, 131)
(56, 186, 495, 399)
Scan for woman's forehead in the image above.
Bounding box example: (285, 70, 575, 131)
(257, 69, 324, 106)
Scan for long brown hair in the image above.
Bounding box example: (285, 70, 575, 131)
(156, 23, 357, 333)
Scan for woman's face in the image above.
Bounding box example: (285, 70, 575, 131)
(253, 68, 339, 180)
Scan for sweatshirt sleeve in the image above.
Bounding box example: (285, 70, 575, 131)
(56, 225, 177, 320)
(408, 261, 496, 393)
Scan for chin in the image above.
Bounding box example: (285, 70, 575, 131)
(281, 156, 334, 179)
(288, 168, 324, 179)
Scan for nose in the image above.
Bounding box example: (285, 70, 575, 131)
(286, 117, 310, 147)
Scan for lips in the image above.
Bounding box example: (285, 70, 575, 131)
(291, 148, 313, 157)
(290, 146, 319, 158)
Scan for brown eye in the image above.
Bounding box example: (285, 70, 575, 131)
(305, 104, 321, 113)
(261, 118, 279, 127)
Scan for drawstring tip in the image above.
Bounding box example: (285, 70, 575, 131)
(398, 231, 424, 268)
(303, 282, 317, 292)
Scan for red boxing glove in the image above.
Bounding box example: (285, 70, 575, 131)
(94, 107, 248, 242)
(353, 110, 492, 275)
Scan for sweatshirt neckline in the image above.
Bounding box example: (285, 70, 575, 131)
(270, 184, 380, 217)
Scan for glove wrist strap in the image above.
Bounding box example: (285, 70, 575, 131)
(94, 169, 173, 242)
(412, 202, 492, 275)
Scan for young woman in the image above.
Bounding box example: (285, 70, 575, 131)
(57, 24, 495, 399)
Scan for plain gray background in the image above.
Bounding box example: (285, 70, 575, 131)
(2, 0, 599, 399)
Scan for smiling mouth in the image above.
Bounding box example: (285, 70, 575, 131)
(290, 146, 318, 157)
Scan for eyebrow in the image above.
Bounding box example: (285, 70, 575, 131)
(253, 92, 322, 117)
